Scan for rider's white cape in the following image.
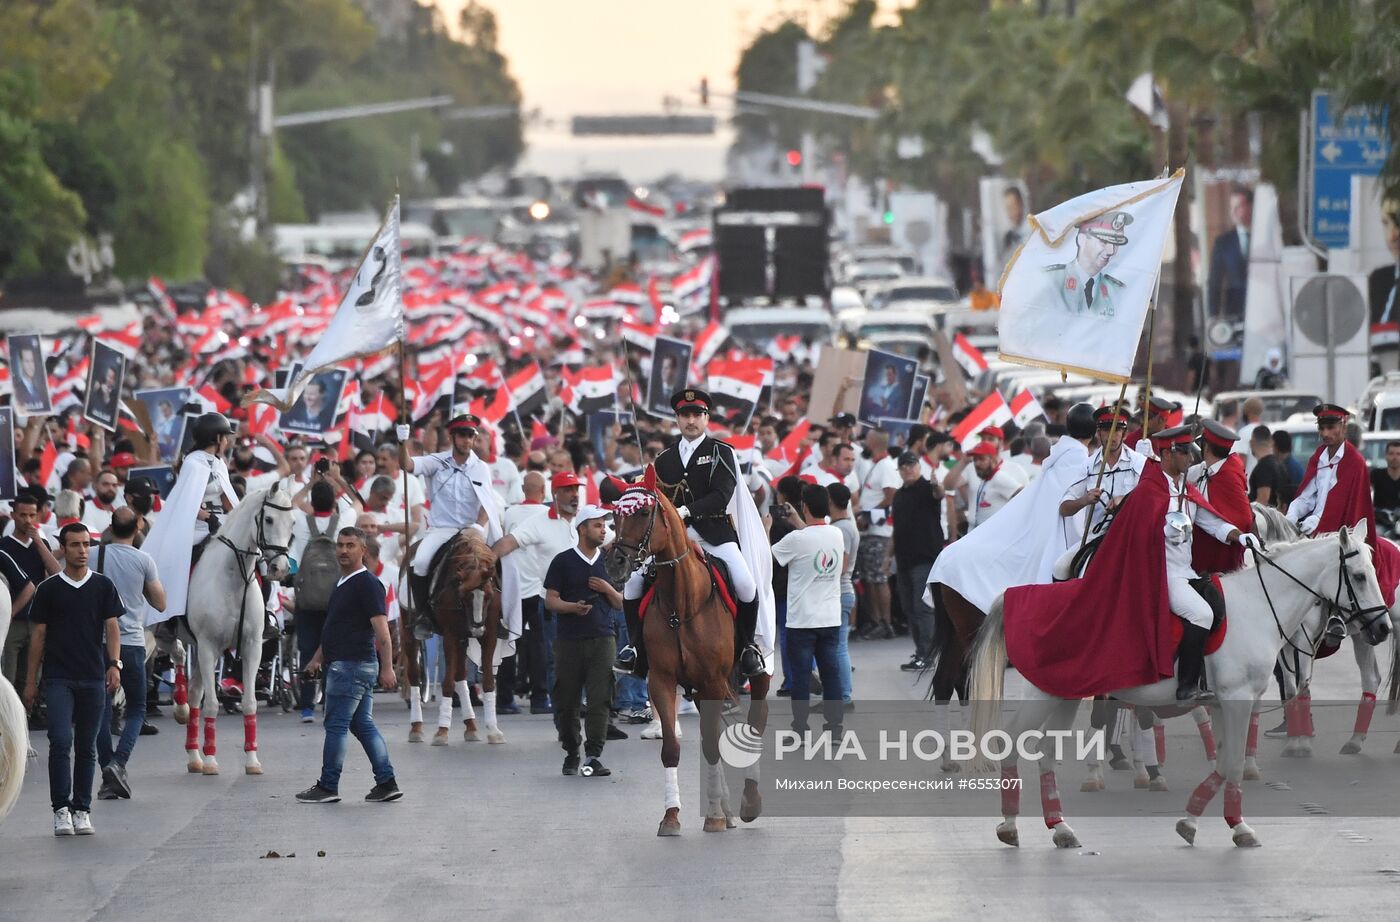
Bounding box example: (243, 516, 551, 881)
(925, 437, 1088, 613)
(731, 477, 778, 675)
(145, 450, 239, 626)
(463, 452, 522, 666)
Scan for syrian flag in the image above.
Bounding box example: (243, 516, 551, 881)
(247, 196, 403, 412)
(707, 357, 770, 431)
(627, 197, 666, 220)
(621, 319, 659, 352)
(692, 320, 729, 370)
(507, 362, 548, 421)
(671, 256, 714, 314)
(769, 417, 811, 465)
(243, 402, 281, 438)
(1010, 387, 1045, 427)
(677, 228, 711, 254)
(350, 392, 394, 437)
(951, 392, 1013, 451)
(952, 333, 989, 377)
(561, 366, 617, 415)
(460, 358, 505, 392)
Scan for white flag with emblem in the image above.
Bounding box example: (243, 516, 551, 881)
(998, 171, 1183, 383)
(247, 197, 404, 411)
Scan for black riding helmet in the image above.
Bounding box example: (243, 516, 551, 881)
(1065, 402, 1097, 440)
(192, 412, 234, 450)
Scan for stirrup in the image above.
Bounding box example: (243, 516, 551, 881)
(613, 645, 638, 674)
(1324, 615, 1347, 641)
(738, 644, 765, 678)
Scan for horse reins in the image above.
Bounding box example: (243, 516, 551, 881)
(216, 492, 293, 662)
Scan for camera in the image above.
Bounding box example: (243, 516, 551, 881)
(315, 458, 331, 475)
(770, 503, 790, 518)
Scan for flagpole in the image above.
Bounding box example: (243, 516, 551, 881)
(613, 339, 645, 456)
(1078, 380, 1130, 551)
(1141, 298, 1157, 441)
(398, 339, 412, 568)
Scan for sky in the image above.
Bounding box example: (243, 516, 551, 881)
(434, 0, 910, 181)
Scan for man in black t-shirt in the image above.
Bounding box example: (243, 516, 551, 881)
(1370, 440, 1400, 520)
(544, 505, 620, 778)
(2, 492, 60, 690)
(296, 526, 400, 805)
(891, 452, 946, 670)
(1247, 425, 1288, 510)
(23, 523, 124, 837)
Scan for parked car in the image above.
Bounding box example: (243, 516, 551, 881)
(725, 306, 834, 347)
(1212, 390, 1323, 424)
(854, 311, 939, 358)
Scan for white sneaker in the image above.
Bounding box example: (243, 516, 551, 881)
(640, 718, 682, 740)
(72, 810, 94, 835)
(53, 808, 74, 836)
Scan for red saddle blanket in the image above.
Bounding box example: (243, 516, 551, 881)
(638, 549, 738, 621)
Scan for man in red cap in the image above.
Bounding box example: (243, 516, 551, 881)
(1287, 403, 1397, 639)
(962, 441, 1022, 530)
(1189, 419, 1253, 576)
(1004, 425, 1259, 702)
(492, 471, 583, 714)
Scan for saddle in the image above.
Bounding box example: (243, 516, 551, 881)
(1171, 575, 1228, 655)
(637, 549, 739, 624)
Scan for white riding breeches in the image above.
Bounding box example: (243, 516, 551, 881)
(623, 531, 757, 604)
(412, 524, 483, 576)
(1167, 577, 1214, 629)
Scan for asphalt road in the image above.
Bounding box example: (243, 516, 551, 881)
(2, 635, 1398, 922)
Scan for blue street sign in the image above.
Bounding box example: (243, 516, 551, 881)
(1311, 90, 1389, 249)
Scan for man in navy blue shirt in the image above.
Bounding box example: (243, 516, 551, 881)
(544, 505, 621, 778)
(296, 526, 401, 804)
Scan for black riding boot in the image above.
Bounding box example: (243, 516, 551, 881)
(1175, 623, 1215, 702)
(614, 597, 647, 678)
(736, 597, 764, 678)
(409, 570, 434, 638)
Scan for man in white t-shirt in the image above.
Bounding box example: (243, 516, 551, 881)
(813, 441, 862, 502)
(962, 442, 1023, 529)
(491, 471, 582, 713)
(367, 444, 426, 510)
(502, 471, 549, 533)
(771, 483, 847, 730)
(855, 430, 900, 638)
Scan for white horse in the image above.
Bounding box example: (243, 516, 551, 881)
(0, 583, 26, 824)
(968, 524, 1392, 849)
(1252, 503, 1400, 757)
(169, 486, 294, 775)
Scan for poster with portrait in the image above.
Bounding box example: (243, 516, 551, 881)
(6, 332, 52, 417)
(646, 337, 693, 418)
(129, 464, 177, 500)
(84, 340, 127, 432)
(909, 374, 930, 420)
(135, 388, 192, 463)
(998, 171, 1184, 383)
(0, 407, 15, 501)
(877, 417, 918, 449)
(858, 349, 918, 427)
(278, 363, 347, 436)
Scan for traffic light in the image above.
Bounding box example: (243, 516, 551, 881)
(882, 210, 895, 225)
(700, 77, 709, 106)
(786, 149, 802, 168)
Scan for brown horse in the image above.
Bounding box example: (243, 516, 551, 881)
(400, 530, 506, 745)
(607, 482, 770, 836)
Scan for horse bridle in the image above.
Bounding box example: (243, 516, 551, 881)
(1249, 541, 1390, 669)
(218, 492, 294, 583)
(611, 497, 691, 581)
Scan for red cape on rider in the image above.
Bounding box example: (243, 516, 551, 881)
(1297, 440, 1397, 607)
(1191, 453, 1251, 575)
(1002, 459, 1221, 699)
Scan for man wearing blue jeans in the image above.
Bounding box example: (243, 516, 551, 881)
(96, 508, 167, 799)
(770, 485, 847, 733)
(24, 523, 126, 836)
(297, 526, 401, 804)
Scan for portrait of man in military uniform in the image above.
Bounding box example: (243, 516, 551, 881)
(1036, 210, 1133, 318)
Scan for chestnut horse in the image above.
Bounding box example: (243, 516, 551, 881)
(607, 484, 770, 836)
(400, 530, 506, 745)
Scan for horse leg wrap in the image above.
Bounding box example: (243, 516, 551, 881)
(455, 680, 475, 722)
(1354, 692, 1377, 736)
(1000, 766, 1020, 817)
(1039, 771, 1063, 828)
(202, 716, 217, 757)
(243, 713, 257, 752)
(1194, 709, 1217, 761)
(665, 766, 681, 811)
(186, 707, 201, 751)
(1135, 724, 1158, 768)
(174, 666, 188, 707)
(1223, 781, 1243, 828)
(1246, 712, 1260, 757)
(1154, 723, 1167, 765)
(1299, 692, 1315, 737)
(1284, 697, 1308, 738)
(482, 690, 498, 729)
(1186, 771, 1225, 817)
(409, 693, 423, 725)
(437, 695, 453, 729)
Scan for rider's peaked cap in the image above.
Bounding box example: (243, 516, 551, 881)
(448, 414, 481, 432)
(1151, 424, 1195, 448)
(671, 388, 712, 413)
(1313, 403, 1349, 422)
(1198, 419, 1238, 450)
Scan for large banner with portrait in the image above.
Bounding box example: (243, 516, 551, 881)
(998, 170, 1185, 383)
(6, 333, 52, 417)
